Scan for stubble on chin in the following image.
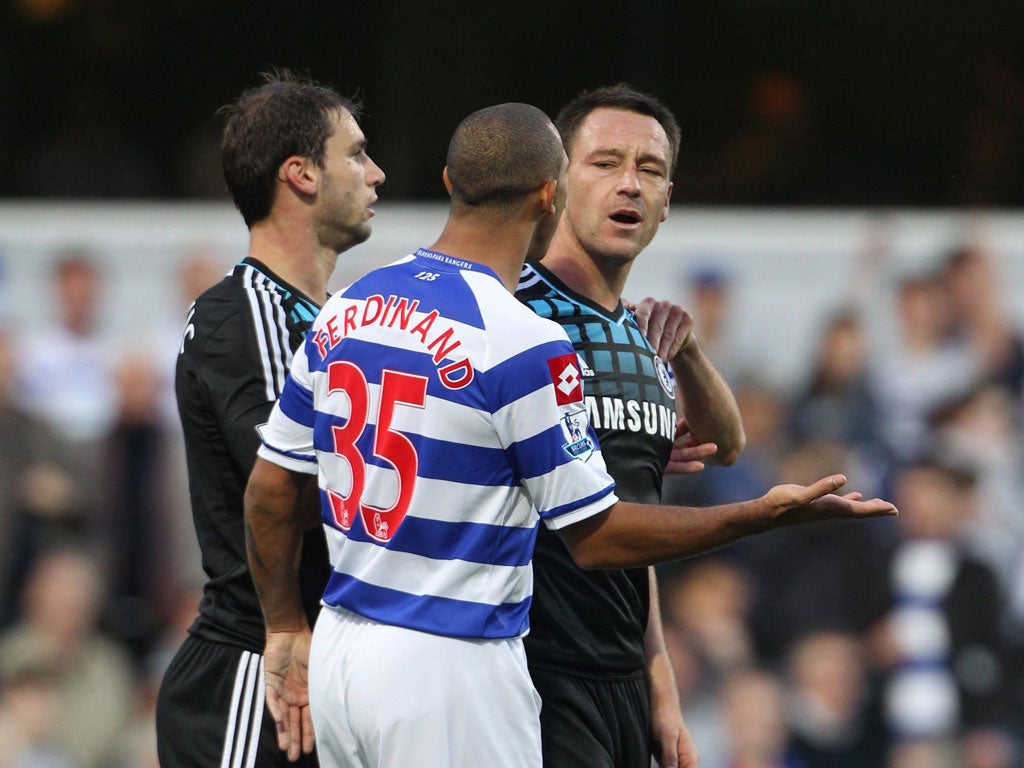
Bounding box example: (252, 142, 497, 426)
(350, 221, 372, 246)
(335, 222, 371, 254)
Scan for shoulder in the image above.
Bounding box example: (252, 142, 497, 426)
(516, 261, 544, 292)
(195, 264, 311, 337)
(516, 262, 557, 304)
(184, 279, 250, 350)
(467, 272, 567, 341)
(180, 270, 286, 373)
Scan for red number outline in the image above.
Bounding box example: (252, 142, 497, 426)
(325, 362, 426, 542)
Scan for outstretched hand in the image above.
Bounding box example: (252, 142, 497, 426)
(630, 297, 696, 360)
(766, 474, 898, 526)
(264, 629, 316, 761)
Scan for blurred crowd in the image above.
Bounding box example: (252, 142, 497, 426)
(0, 248, 217, 768)
(661, 243, 1024, 768)
(0, 239, 1022, 768)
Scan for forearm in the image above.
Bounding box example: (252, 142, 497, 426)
(644, 570, 681, 712)
(645, 571, 700, 768)
(558, 475, 895, 570)
(671, 339, 745, 465)
(561, 497, 769, 570)
(244, 457, 310, 632)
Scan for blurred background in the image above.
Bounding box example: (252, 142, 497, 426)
(2, 0, 1023, 205)
(1, 2, 1023, 767)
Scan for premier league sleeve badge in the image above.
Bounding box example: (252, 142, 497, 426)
(559, 407, 595, 462)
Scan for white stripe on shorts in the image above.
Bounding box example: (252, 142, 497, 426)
(220, 650, 264, 768)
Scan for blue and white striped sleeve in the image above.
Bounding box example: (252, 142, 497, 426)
(490, 332, 617, 530)
(256, 343, 318, 474)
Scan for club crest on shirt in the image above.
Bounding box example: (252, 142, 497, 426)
(655, 356, 676, 398)
(560, 407, 595, 461)
(547, 353, 584, 405)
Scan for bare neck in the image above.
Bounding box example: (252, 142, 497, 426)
(429, 210, 537, 293)
(541, 227, 631, 313)
(247, 219, 336, 305)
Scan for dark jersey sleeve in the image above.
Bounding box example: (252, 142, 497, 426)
(200, 309, 278, 473)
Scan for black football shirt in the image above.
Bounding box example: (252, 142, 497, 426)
(176, 257, 329, 651)
(517, 262, 678, 674)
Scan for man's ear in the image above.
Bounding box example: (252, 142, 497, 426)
(279, 156, 318, 196)
(441, 166, 454, 196)
(538, 178, 558, 216)
(660, 181, 674, 223)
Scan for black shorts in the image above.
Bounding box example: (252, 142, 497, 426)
(156, 633, 318, 768)
(530, 665, 651, 768)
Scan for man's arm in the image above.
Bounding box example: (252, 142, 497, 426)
(645, 569, 699, 768)
(244, 456, 315, 761)
(634, 298, 745, 466)
(557, 474, 896, 570)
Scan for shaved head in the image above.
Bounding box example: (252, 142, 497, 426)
(445, 103, 564, 210)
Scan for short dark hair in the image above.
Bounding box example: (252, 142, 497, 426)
(220, 70, 361, 228)
(445, 103, 563, 210)
(555, 84, 681, 176)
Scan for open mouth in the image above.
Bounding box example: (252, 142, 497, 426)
(610, 211, 641, 225)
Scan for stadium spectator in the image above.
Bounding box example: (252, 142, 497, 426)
(0, 546, 136, 768)
(0, 641, 80, 768)
(100, 350, 186, 666)
(869, 270, 981, 463)
(113, 584, 203, 768)
(15, 251, 119, 521)
(661, 558, 756, 688)
(659, 557, 757, 767)
(929, 382, 1024, 609)
(787, 308, 884, 474)
(939, 244, 1024, 401)
(717, 665, 806, 768)
(682, 264, 746, 387)
(742, 439, 891, 664)
(871, 459, 1012, 758)
(0, 325, 77, 628)
(784, 630, 886, 768)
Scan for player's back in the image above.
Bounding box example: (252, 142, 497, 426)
(265, 248, 617, 641)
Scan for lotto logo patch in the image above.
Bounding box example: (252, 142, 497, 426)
(547, 354, 583, 405)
